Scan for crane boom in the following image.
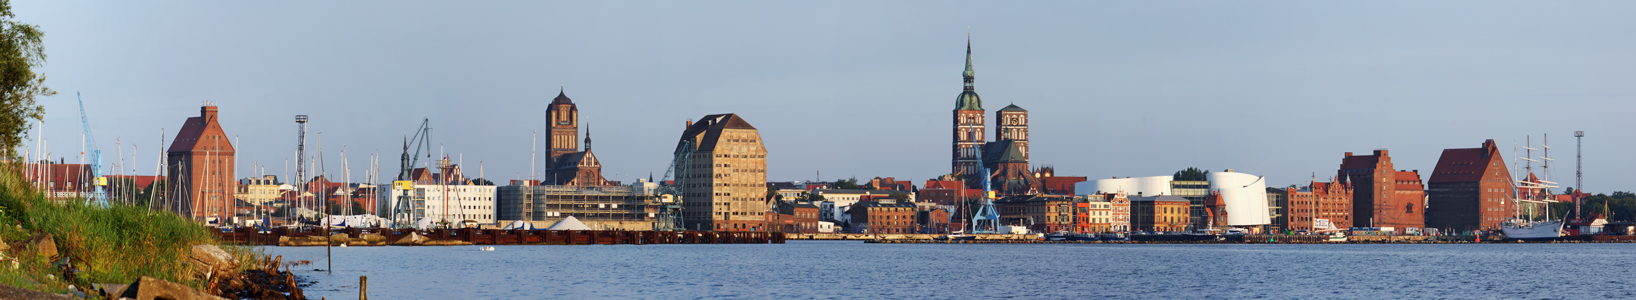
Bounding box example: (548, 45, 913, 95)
(77, 92, 107, 206)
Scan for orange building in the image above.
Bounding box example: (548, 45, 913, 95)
(166, 105, 236, 222)
(1131, 195, 1190, 232)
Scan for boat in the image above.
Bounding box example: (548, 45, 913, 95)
(1044, 231, 1072, 241)
(1501, 135, 1566, 241)
(1324, 231, 1347, 242)
(944, 234, 977, 241)
(1099, 232, 1129, 241)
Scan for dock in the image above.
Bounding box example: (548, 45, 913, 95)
(216, 227, 786, 246)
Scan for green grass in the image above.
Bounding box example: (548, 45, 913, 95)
(0, 165, 236, 293)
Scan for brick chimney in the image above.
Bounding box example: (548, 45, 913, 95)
(201, 105, 219, 122)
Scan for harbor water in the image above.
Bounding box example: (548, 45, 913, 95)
(270, 241, 1636, 299)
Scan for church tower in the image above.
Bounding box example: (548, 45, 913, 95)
(952, 38, 986, 179)
(547, 89, 579, 166)
(996, 104, 1028, 161)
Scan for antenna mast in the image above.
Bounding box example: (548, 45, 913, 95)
(295, 115, 308, 226)
(1575, 131, 1583, 219)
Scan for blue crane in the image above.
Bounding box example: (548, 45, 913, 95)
(77, 92, 107, 206)
(969, 130, 1000, 234)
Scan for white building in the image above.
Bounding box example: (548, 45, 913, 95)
(1208, 171, 1271, 226)
(1079, 176, 1173, 197)
(387, 159, 498, 228)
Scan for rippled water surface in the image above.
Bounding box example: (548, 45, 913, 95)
(269, 241, 1636, 299)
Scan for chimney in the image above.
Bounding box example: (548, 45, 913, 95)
(201, 105, 219, 122)
(1375, 149, 1387, 156)
(1344, 152, 1353, 157)
(686, 120, 692, 128)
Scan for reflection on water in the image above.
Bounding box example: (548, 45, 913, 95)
(271, 241, 1636, 299)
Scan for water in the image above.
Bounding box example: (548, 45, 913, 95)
(270, 241, 1636, 299)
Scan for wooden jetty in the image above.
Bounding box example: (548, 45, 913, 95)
(216, 227, 786, 246)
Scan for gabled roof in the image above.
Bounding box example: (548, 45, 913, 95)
(679, 113, 759, 153)
(167, 106, 236, 154)
(983, 140, 1026, 163)
(1428, 140, 1506, 184)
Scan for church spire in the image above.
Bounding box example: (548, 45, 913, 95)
(583, 124, 592, 151)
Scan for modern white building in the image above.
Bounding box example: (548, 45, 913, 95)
(1208, 171, 1271, 226)
(389, 183, 498, 228)
(1079, 176, 1173, 196)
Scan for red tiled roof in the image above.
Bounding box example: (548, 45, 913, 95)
(1427, 140, 1505, 184)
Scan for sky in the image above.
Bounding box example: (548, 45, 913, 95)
(11, 1, 1635, 192)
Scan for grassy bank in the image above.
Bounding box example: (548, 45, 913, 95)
(0, 166, 240, 294)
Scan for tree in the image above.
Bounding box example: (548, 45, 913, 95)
(1173, 167, 1209, 181)
(471, 178, 495, 186)
(350, 200, 366, 215)
(0, 2, 52, 157)
(766, 185, 780, 201)
(833, 178, 862, 190)
(890, 193, 909, 202)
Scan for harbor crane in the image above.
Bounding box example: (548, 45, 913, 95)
(652, 139, 692, 231)
(970, 136, 1000, 234)
(77, 92, 107, 206)
(390, 118, 433, 228)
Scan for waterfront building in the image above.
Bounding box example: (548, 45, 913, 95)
(676, 113, 769, 232)
(1337, 150, 1424, 229)
(386, 157, 497, 228)
(1080, 176, 1172, 196)
(1312, 181, 1355, 229)
(166, 104, 236, 222)
(918, 179, 979, 206)
(996, 194, 1074, 233)
(847, 201, 917, 233)
(1130, 195, 1190, 232)
(773, 200, 820, 233)
(1105, 191, 1132, 232)
(544, 90, 611, 186)
(1207, 171, 1271, 228)
(1082, 197, 1113, 233)
(1425, 140, 1513, 231)
(866, 177, 914, 191)
(1268, 187, 1294, 232)
(1171, 180, 1210, 230)
(235, 175, 288, 206)
(918, 207, 952, 233)
(813, 189, 914, 223)
(1038, 169, 1087, 195)
(494, 180, 661, 231)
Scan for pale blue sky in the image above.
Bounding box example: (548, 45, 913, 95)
(14, 1, 1635, 192)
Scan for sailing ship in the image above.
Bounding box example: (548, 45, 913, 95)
(1501, 135, 1565, 241)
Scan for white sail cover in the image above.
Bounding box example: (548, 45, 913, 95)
(1208, 171, 1271, 226)
(500, 220, 536, 230)
(546, 216, 592, 231)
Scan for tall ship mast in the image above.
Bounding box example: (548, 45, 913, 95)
(1503, 134, 1565, 240)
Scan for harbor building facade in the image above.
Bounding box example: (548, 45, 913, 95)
(495, 180, 662, 231)
(676, 113, 769, 232)
(1425, 140, 1513, 231)
(387, 157, 497, 228)
(166, 104, 236, 222)
(1338, 150, 1424, 229)
(1131, 195, 1190, 232)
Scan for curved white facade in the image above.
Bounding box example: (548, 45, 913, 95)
(1208, 172, 1270, 226)
(1079, 176, 1172, 196)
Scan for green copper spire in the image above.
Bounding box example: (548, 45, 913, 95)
(955, 36, 983, 111)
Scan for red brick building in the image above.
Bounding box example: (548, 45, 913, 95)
(1338, 150, 1423, 229)
(919, 179, 981, 206)
(848, 201, 917, 234)
(1425, 140, 1513, 231)
(772, 201, 820, 233)
(996, 194, 1075, 233)
(918, 207, 952, 233)
(167, 105, 236, 222)
(1312, 181, 1354, 229)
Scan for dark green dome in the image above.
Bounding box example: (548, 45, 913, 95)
(956, 91, 983, 111)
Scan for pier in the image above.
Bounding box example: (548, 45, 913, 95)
(216, 227, 786, 246)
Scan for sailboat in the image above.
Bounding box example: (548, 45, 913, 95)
(1501, 135, 1565, 241)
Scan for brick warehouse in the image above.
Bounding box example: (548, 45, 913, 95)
(167, 104, 236, 222)
(1338, 150, 1424, 229)
(1425, 140, 1514, 231)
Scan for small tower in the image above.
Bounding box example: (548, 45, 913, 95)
(996, 103, 1028, 161)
